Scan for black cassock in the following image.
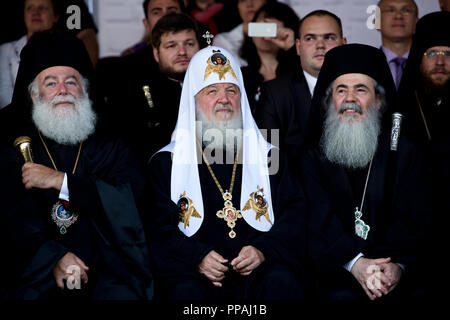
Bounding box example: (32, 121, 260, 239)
(142, 151, 307, 300)
(300, 132, 429, 299)
(97, 46, 183, 167)
(0, 131, 152, 300)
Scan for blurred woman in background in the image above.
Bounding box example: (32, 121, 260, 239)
(0, 0, 59, 109)
(239, 1, 300, 111)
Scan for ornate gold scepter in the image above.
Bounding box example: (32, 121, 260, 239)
(142, 85, 154, 109)
(13, 136, 34, 163)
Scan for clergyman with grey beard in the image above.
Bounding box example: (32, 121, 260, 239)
(299, 44, 429, 301)
(0, 30, 152, 300)
(143, 46, 307, 301)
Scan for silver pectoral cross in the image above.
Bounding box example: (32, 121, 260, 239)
(203, 31, 214, 46)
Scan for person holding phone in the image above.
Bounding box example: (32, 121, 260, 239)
(213, 0, 274, 67)
(239, 1, 300, 111)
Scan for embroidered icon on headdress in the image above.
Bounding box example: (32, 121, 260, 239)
(242, 186, 272, 225)
(178, 192, 201, 229)
(204, 50, 237, 81)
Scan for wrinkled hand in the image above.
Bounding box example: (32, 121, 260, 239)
(52, 252, 89, 289)
(198, 250, 229, 287)
(262, 19, 295, 51)
(22, 163, 64, 191)
(230, 245, 265, 276)
(350, 257, 392, 300)
(378, 262, 403, 294)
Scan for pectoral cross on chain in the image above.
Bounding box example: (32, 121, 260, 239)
(203, 31, 214, 46)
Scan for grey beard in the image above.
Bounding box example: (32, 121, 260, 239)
(321, 102, 381, 169)
(195, 105, 243, 153)
(32, 94, 97, 145)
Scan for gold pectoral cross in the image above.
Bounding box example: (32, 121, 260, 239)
(216, 191, 242, 238)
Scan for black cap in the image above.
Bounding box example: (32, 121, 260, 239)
(398, 11, 450, 95)
(12, 29, 95, 105)
(0, 29, 96, 146)
(412, 11, 450, 57)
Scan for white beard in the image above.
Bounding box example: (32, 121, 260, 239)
(195, 104, 243, 153)
(321, 102, 381, 169)
(32, 94, 97, 145)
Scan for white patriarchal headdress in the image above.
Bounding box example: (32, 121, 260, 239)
(158, 46, 275, 236)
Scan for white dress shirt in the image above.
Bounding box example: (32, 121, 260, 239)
(303, 70, 317, 97)
(0, 35, 27, 109)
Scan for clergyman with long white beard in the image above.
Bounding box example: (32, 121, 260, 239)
(0, 30, 152, 300)
(300, 43, 429, 301)
(29, 69, 96, 146)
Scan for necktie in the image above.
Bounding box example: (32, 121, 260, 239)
(392, 56, 406, 90)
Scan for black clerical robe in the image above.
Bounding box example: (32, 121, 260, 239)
(97, 46, 183, 167)
(142, 151, 307, 300)
(0, 131, 152, 300)
(400, 92, 450, 298)
(300, 132, 429, 298)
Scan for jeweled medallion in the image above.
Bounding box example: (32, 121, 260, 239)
(354, 207, 370, 240)
(51, 200, 79, 234)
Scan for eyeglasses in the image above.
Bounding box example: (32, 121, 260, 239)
(423, 50, 450, 59)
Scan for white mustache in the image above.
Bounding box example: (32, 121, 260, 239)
(213, 104, 233, 112)
(339, 102, 363, 114)
(51, 95, 77, 106)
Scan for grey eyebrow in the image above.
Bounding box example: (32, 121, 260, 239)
(43, 75, 77, 81)
(43, 75, 57, 81)
(335, 84, 348, 90)
(354, 83, 369, 90)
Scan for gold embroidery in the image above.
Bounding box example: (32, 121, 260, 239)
(178, 192, 201, 229)
(204, 51, 237, 81)
(242, 186, 272, 225)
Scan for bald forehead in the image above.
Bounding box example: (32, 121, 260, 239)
(299, 15, 342, 37)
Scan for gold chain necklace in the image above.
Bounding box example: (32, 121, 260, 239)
(38, 130, 83, 174)
(38, 130, 83, 235)
(197, 140, 242, 238)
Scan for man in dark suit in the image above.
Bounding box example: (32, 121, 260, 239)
(253, 10, 346, 163)
(377, 0, 418, 90)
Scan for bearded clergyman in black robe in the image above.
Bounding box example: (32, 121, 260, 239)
(142, 46, 307, 300)
(397, 11, 450, 299)
(299, 44, 429, 301)
(0, 30, 152, 300)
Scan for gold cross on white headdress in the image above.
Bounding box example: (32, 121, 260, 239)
(202, 31, 214, 46)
